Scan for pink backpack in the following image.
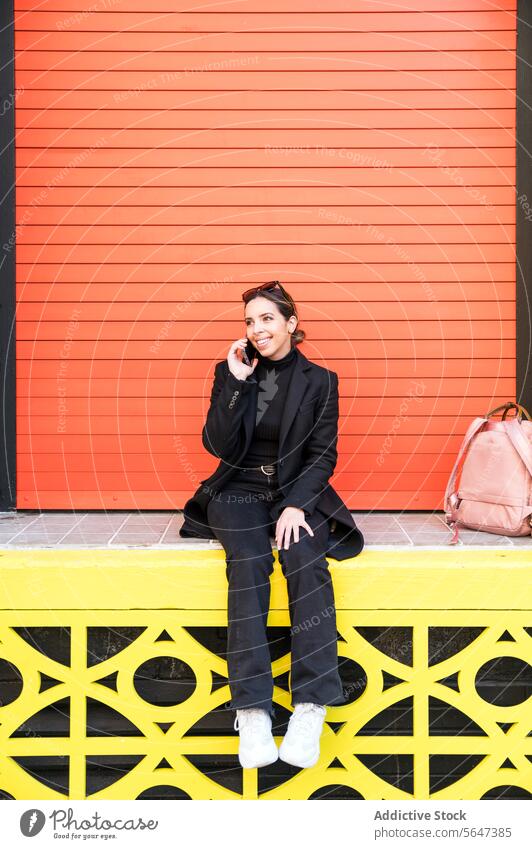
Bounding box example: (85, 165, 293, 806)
(444, 402, 532, 544)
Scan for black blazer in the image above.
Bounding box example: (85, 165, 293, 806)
(179, 346, 364, 560)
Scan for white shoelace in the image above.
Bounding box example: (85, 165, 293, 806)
(234, 708, 270, 733)
(288, 703, 325, 736)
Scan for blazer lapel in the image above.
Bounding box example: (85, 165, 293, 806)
(278, 349, 310, 457)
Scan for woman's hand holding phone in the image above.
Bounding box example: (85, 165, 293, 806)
(227, 338, 258, 381)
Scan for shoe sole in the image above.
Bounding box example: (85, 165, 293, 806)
(278, 745, 319, 769)
(239, 743, 279, 770)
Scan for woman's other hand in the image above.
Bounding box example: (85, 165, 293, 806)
(227, 337, 259, 381)
(275, 506, 314, 550)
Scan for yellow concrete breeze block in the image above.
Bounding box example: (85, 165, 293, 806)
(0, 549, 530, 800)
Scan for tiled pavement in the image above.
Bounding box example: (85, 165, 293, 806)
(0, 511, 530, 549)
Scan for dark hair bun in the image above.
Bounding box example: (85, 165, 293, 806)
(291, 328, 305, 346)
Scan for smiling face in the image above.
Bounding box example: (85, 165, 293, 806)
(244, 295, 298, 361)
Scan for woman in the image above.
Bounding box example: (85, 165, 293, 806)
(180, 281, 364, 770)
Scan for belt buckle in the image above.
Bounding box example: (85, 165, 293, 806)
(260, 464, 275, 476)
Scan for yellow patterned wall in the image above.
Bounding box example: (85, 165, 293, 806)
(0, 549, 530, 800)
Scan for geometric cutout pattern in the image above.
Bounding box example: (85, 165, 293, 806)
(435, 671, 460, 693)
(0, 612, 530, 799)
(475, 656, 532, 707)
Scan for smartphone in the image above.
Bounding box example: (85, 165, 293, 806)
(241, 339, 256, 367)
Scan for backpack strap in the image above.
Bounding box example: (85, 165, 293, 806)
(444, 416, 488, 519)
(443, 416, 488, 544)
(504, 418, 532, 478)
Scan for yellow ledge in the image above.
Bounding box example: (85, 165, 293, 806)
(0, 548, 530, 610)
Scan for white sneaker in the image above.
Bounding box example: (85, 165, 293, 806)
(234, 708, 279, 769)
(279, 702, 327, 768)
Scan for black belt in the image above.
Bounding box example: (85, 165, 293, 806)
(240, 463, 277, 477)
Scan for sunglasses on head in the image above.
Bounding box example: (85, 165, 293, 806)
(241, 280, 294, 306)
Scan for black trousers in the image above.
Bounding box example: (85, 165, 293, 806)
(206, 469, 345, 720)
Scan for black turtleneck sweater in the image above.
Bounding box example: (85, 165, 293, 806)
(234, 344, 298, 471)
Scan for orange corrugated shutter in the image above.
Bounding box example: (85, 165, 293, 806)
(15, 0, 516, 509)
